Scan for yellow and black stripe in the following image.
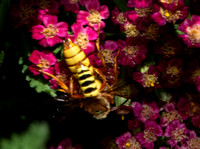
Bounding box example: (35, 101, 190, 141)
(63, 39, 100, 97)
(63, 39, 93, 77)
(77, 65, 100, 97)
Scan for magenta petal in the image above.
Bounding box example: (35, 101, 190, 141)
(71, 23, 82, 34)
(77, 11, 90, 25)
(39, 38, 48, 47)
(85, 0, 100, 11)
(43, 15, 58, 27)
(28, 65, 40, 75)
(104, 40, 118, 51)
(84, 27, 98, 40)
(99, 5, 110, 19)
(57, 22, 68, 37)
(29, 50, 41, 64)
(32, 25, 45, 40)
(46, 36, 61, 47)
(84, 42, 95, 55)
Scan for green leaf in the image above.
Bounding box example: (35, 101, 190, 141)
(114, 95, 130, 107)
(111, 0, 129, 11)
(0, 122, 50, 149)
(26, 75, 57, 97)
(53, 44, 63, 55)
(155, 89, 172, 102)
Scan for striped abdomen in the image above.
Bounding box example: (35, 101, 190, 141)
(77, 65, 100, 97)
(63, 39, 93, 76)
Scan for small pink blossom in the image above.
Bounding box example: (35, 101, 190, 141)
(116, 132, 142, 149)
(135, 120, 163, 149)
(133, 65, 160, 89)
(60, 0, 80, 13)
(178, 15, 200, 48)
(127, 0, 153, 8)
(37, 0, 60, 21)
(28, 50, 57, 79)
(117, 38, 147, 67)
(76, 0, 110, 30)
(132, 101, 160, 122)
(31, 15, 68, 47)
(152, 4, 188, 26)
(49, 138, 82, 149)
(68, 23, 98, 55)
(164, 120, 189, 148)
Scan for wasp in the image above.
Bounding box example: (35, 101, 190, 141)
(40, 39, 142, 119)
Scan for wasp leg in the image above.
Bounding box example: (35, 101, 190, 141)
(93, 67, 108, 91)
(113, 50, 120, 81)
(39, 70, 70, 94)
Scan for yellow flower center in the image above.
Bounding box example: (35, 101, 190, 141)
(87, 9, 101, 25)
(100, 49, 114, 64)
(69, 0, 79, 4)
(144, 130, 157, 143)
(39, 0, 49, 9)
(20, 6, 35, 24)
(172, 128, 186, 142)
(117, 12, 127, 24)
(189, 137, 200, 148)
(124, 22, 140, 37)
(166, 66, 180, 76)
(37, 59, 50, 69)
(143, 24, 159, 40)
(161, 42, 175, 56)
(192, 69, 200, 81)
(160, 0, 178, 5)
(123, 46, 138, 58)
(160, 8, 181, 23)
(135, 7, 152, 17)
(186, 24, 200, 45)
(75, 32, 89, 49)
(42, 24, 58, 38)
(143, 73, 158, 87)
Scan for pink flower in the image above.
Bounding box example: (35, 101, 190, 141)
(98, 40, 118, 65)
(49, 138, 82, 149)
(116, 132, 142, 149)
(132, 101, 160, 122)
(157, 58, 183, 88)
(28, 50, 57, 79)
(127, 0, 153, 8)
(49, 61, 71, 89)
(164, 120, 189, 148)
(37, 0, 60, 21)
(181, 130, 200, 149)
(159, 0, 185, 12)
(152, 4, 188, 26)
(117, 38, 147, 67)
(68, 23, 98, 55)
(178, 15, 200, 48)
(60, 0, 80, 13)
(133, 65, 160, 89)
(76, 0, 110, 30)
(10, 0, 40, 28)
(135, 120, 163, 149)
(160, 103, 182, 127)
(31, 15, 68, 47)
(111, 7, 128, 25)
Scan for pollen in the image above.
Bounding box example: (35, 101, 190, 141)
(186, 24, 200, 44)
(125, 142, 130, 147)
(42, 24, 58, 38)
(100, 49, 114, 64)
(39, 0, 50, 9)
(75, 32, 89, 49)
(192, 69, 200, 81)
(123, 46, 138, 58)
(87, 9, 101, 25)
(37, 59, 50, 69)
(143, 74, 159, 87)
(160, 8, 181, 23)
(69, 0, 79, 4)
(117, 12, 127, 24)
(166, 66, 180, 76)
(124, 22, 140, 37)
(20, 6, 35, 24)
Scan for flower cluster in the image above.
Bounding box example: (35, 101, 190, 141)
(10, 0, 200, 148)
